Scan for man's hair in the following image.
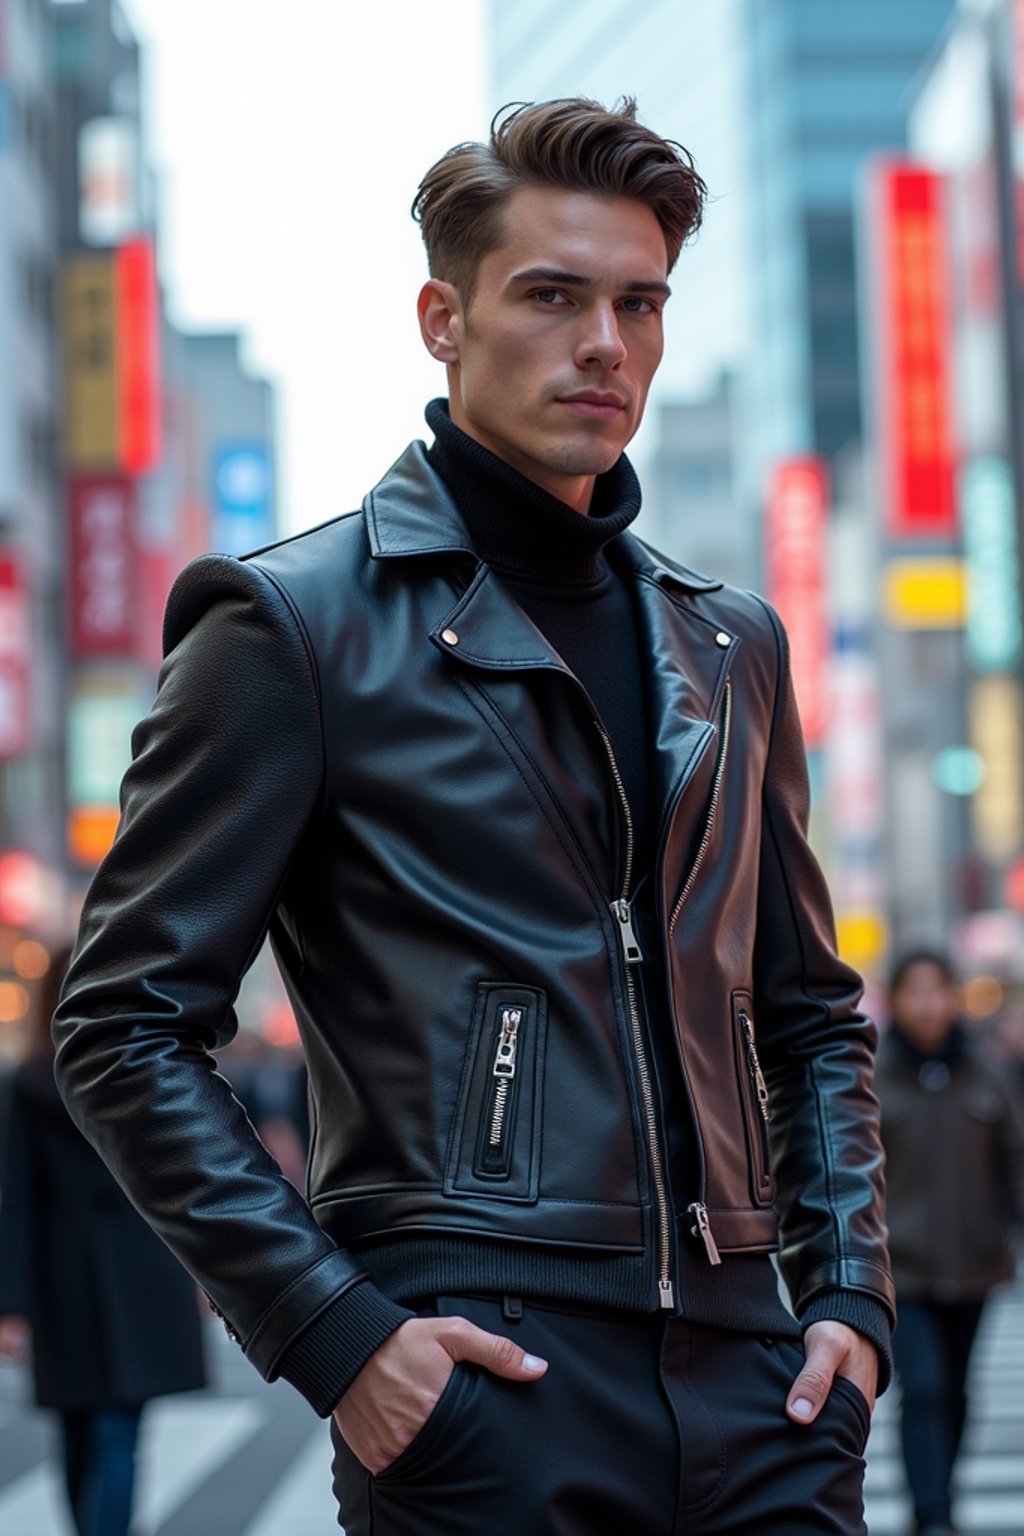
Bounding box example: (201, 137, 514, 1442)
(412, 97, 707, 301)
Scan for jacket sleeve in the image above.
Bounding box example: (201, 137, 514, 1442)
(52, 555, 411, 1415)
(750, 598, 895, 1333)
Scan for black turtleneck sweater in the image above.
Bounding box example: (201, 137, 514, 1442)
(425, 398, 653, 878)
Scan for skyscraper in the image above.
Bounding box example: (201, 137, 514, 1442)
(488, 0, 955, 558)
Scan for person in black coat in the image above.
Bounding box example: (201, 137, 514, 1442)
(0, 947, 206, 1536)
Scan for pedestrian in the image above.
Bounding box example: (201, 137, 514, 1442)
(876, 947, 1024, 1536)
(53, 97, 893, 1534)
(0, 946, 207, 1536)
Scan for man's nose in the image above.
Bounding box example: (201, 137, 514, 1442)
(575, 305, 626, 369)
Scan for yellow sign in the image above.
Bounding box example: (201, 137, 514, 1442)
(970, 675, 1024, 862)
(836, 910, 888, 970)
(62, 254, 118, 468)
(882, 557, 966, 628)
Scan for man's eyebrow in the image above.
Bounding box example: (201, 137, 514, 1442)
(508, 266, 672, 298)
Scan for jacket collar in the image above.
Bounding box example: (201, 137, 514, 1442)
(364, 441, 723, 597)
(366, 440, 735, 878)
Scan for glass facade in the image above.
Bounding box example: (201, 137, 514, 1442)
(487, 0, 955, 527)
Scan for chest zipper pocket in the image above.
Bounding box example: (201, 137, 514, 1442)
(476, 1005, 524, 1178)
(733, 992, 773, 1204)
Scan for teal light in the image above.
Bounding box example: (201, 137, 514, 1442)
(930, 747, 986, 797)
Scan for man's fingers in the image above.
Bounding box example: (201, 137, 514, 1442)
(786, 1338, 843, 1425)
(441, 1317, 548, 1381)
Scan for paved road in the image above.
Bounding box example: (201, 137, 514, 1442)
(1, 1282, 1022, 1534)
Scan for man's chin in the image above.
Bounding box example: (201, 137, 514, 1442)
(543, 438, 626, 479)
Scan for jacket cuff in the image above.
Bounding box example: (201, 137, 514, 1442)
(275, 1279, 415, 1416)
(798, 1289, 893, 1395)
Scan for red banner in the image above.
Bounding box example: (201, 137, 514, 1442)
(0, 554, 30, 757)
(873, 164, 957, 539)
(765, 459, 830, 750)
(1015, 0, 1024, 286)
(69, 477, 139, 657)
(116, 237, 161, 473)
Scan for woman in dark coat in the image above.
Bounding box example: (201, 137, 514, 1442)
(0, 947, 206, 1536)
(876, 947, 1024, 1536)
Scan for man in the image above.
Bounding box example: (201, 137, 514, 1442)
(54, 98, 894, 1534)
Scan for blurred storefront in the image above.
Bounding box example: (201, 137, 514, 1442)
(843, 0, 1024, 1010)
(0, 0, 280, 1058)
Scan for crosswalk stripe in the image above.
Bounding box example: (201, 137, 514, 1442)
(243, 1428, 337, 1536)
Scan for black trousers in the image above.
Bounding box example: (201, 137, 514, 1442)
(330, 1295, 870, 1535)
(891, 1293, 987, 1528)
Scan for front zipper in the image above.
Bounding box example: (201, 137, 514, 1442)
(480, 1005, 522, 1174)
(668, 678, 733, 935)
(593, 718, 675, 1310)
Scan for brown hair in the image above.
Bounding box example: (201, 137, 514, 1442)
(412, 97, 707, 301)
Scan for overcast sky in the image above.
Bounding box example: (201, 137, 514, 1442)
(123, 0, 489, 533)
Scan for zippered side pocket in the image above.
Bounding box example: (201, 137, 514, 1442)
(732, 990, 773, 1205)
(475, 1003, 525, 1178)
(445, 983, 547, 1202)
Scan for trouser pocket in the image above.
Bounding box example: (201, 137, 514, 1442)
(373, 1362, 473, 1483)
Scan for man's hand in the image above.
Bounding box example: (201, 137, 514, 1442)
(0, 1316, 30, 1363)
(786, 1320, 878, 1425)
(333, 1315, 548, 1475)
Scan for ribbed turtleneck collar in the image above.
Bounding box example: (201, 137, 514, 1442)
(425, 397, 642, 586)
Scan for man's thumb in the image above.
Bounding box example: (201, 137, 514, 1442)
(444, 1319, 548, 1381)
(786, 1352, 837, 1426)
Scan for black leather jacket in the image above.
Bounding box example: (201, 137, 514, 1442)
(54, 443, 894, 1392)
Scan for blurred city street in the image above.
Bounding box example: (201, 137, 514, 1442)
(0, 1284, 1023, 1534)
(2, 1, 1024, 1533)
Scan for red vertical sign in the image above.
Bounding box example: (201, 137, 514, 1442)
(1015, 0, 1024, 286)
(0, 554, 30, 757)
(765, 459, 830, 750)
(873, 163, 957, 539)
(69, 477, 139, 657)
(116, 237, 161, 473)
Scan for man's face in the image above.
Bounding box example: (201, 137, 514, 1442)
(420, 185, 671, 509)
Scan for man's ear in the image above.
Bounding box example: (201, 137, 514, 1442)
(417, 279, 463, 363)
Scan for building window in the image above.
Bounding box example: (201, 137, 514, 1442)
(20, 253, 55, 331)
(22, 412, 58, 491)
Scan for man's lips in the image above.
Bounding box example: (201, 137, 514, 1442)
(556, 391, 628, 420)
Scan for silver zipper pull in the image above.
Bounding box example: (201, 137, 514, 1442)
(493, 1007, 521, 1078)
(205, 1295, 239, 1342)
(611, 898, 643, 964)
(688, 1201, 722, 1266)
(658, 1278, 675, 1309)
(740, 1013, 771, 1122)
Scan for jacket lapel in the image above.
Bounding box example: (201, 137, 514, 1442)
(367, 445, 740, 898)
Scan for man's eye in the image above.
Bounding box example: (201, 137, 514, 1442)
(620, 296, 657, 315)
(533, 288, 568, 305)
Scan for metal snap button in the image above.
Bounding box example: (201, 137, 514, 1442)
(715, 631, 731, 647)
(441, 628, 459, 646)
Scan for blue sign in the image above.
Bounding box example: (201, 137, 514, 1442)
(211, 445, 273, 555)
(963, 456, 1022, 674)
